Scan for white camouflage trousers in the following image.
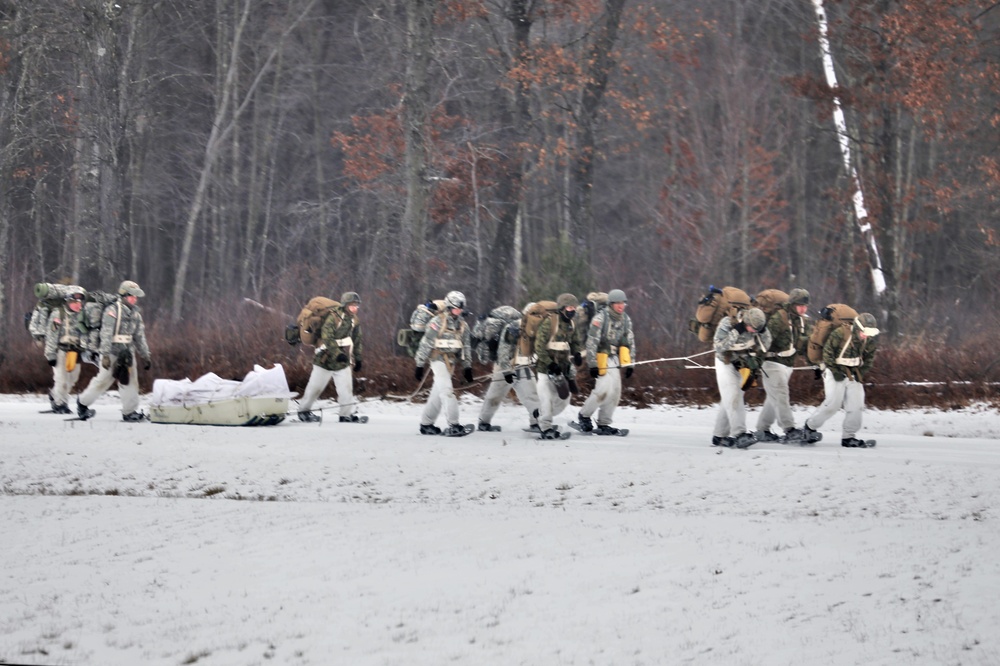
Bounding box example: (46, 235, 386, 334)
(299, 365, 356, 417)
(756, 360, 795, 433)
(50, 349, 82, 408)
(422, 359, 460, 427)
(478, 365, 539, 427)
(805, 368, 865, 439)
(535, 373, 570, 431)
(79, 351, 140, 415)
(580, 366, 622, 426)
(713, 356, 748, 438)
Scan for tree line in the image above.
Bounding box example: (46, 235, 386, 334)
(2, 0, 999, 362)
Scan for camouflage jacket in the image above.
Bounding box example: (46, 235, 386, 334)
(764, 306, 810, 367)
(44, 305, 85, 361)
(315, 306, 361, 371)
(534, 313, 581, 374)
(495, 322, 520, 373)
(98, 299, 151, 360)
(823, 326, 877, 381)
(713, 315, 772, 365)
(584, 309, 635, 366)
(415, 313, 472, 369)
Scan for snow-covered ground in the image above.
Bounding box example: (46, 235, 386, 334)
(2, 390, 1000, 666)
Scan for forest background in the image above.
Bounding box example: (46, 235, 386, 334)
(1, 0, 999, 409)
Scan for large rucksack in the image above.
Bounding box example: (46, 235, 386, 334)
(516, 300, 559, 360)
(471, 305, 522, 364)
(806, 303, 859, 364)
(396, 299, 447, 357)
(689, 285, 751, 343)
(77, 290, 119, 353)
(575, 292, 608, 346)
(752, 288, 790, 328)
(285, 297, 341, 347)
(27, 282, 85, 340)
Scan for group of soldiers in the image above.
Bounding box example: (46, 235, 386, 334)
(30, 280, 152, 421)
(712, 288, 880, 449)
(297, 289, 636, 439)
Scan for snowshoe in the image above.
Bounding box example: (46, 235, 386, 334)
(298, 410, 322, 423)
(538, 428, 571, 441)
(594, 425, 629, 437)
(477, 421, 501, 432)
(567, 421, 593, 435)
(419, 423, 442, 435)
(443, 423, 475, 437)
(74, 400, 95, 421)
(734, 431, 758, 449)
(339, 414, 369, 423)
(712, 435, 735, 447)
(575, 412, 594, 433)
(841, 437, 876, 448)
(784, 425, 821, 445)
(756, 429, 781, 443)
(522, 424, 542, 434)
(122, 411, 147, 422)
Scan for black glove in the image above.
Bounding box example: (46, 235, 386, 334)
(415, 366, 425, 381)
(143, 359, 151, 371)
(101, 355, 111, 369)
(354, 360, 362, 373)
(733, 321, 747, 334)
(48, 358, 57, 367)
(548, 362, 560, 375)
(832, 370, 846, 382)
(814, 367, 823, 381)
(625, 366, 634, 379)
(589, 367, 600, 379)
(503, 373, 514, 384)
(335, 353, 348, 363)
(572, 352, 583, 366)
(463, 367, 474, 383)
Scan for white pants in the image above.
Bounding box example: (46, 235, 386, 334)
(422, 359, 460, 427)
(478, 365, 540, 426)
(299, 365, 356, 417)
(805, 369, 865, 439)
(580, 367, 622, 426)
(713, 357, 747, 438)
(757, 361, 795, 433)
(50, 349, 83, 407)
(79, 351, 140, 415)
(536, 373, 570, 431)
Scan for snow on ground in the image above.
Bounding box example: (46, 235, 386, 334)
(2, 391, 1000, 666)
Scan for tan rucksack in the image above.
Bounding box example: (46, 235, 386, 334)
(517, 300, 559, 358)
(396, 299, 447, 357)
(806, 303, 858, 364)
(286, 297, 341, 346)
(690, 286, 751, 343)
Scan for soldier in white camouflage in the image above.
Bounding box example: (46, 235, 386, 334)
(76, 280, 152, 421)
(298, 291, 364, 423)
(712, 307, 771, 449)
(414, 290, 474, 436)
(477, 309, 541, 432)
(576, 289, 635, 436)
(756, 288, 812, 442)
(534, 293, 582, 439)
(43, 287, 87, 414)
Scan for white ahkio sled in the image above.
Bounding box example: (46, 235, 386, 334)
(148, 364, 294, 426)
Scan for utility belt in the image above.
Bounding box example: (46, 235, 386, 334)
(434, 339, 463, 351)
(766, 348, 796, 359)
(546, 340, 570, 352)
(112, 334, 133, 344)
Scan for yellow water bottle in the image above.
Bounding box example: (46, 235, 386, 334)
(596, 352, 608, 377)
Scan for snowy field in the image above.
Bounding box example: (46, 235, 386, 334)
(2, 390, 1000, 666)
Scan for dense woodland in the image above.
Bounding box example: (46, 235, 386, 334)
(2, 0, 1000, 397)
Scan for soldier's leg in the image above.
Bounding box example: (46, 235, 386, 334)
(535, 374, 556, 431)
(51, 350, 72, 407)
(595, 368, 623, 426)
(120, 363, 141, 415)
(431, 360, 460, 425)
(841, 379, 866, 439)
(804, 369, 847, 431)
(715, 357, 746, 436)
(478, 368, 510, 425)
(332, 367, 355, 417)
(512, 371, 540, 426)
(299, 365, 334, 412)
(79, 355, 118, 407)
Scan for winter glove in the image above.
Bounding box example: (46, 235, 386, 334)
(547, 362, 560, 375)
(354, 360, 362, 373)
(832, 370, 846, 382)
(335, 352, 348, 363)
(503, 373, 514, 385)
(625, 366, 634, 379)
(415, 366, 425, 381)
(463, 367, 474, 383)
(47, 358, 57, 367)
(143, 358, 151, 371)
(101, 355, 111, 370)
(572, 352, 583, 366)
(589, 367, 600, 379)
(733, 321, 747, 334)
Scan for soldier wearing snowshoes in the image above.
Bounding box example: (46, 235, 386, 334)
(712, 307, 771, 449)
(298, 291, 364, 423)
(43, 287, 88, 414)
(414, 290, 474, 437)
(756, 288, 812, 443)
(576, 289, 634, 437)
(801, 313, 880, 448)
(476, 307, 541, 433)
(535, 293, 582, 439)
(76, 280, 152, 422)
